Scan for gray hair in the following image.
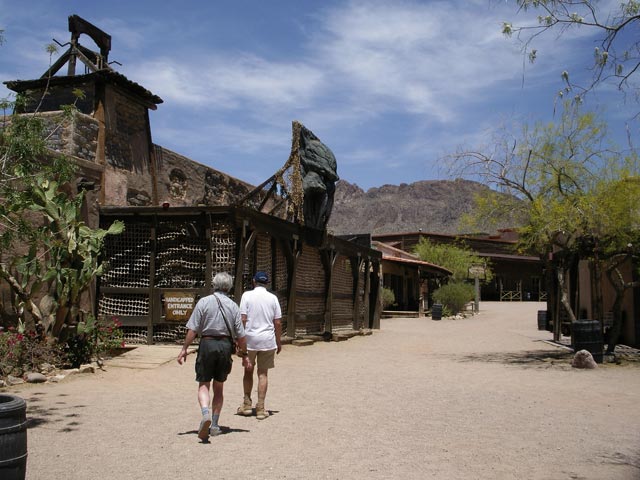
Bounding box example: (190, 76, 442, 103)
(212, 272, 234, 292)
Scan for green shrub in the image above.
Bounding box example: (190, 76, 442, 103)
(64, 315, 124, 368)
(432, 282, 474, 315)
(381, 287, 396, 309)
(0, 315, 125, 377)
(0, 324, 64, 377)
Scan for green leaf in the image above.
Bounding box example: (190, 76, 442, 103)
(107, 221, 125, 235)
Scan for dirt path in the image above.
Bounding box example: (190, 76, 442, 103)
(5, 301, 640, 480)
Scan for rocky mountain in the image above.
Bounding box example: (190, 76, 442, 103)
(327, 179, 518, 236)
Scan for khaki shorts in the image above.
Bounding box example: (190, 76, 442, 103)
(248, 349, 276, 370)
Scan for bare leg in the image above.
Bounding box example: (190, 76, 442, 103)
(197, 381, 212, 440)
(257, 368, 268, 408)
(210, 380, 224, 434)
(243, 364, 254, 398)
(198, 381, 211, 409)
(211, 381, 224, 416)
(255, 369, 269, 419)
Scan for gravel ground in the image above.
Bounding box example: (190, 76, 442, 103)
(5, 301, 640, 480)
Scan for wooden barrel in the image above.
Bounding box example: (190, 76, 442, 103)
(432, 304, 443, 321)
(537, 310, 547, 331)
(0, 394, 27, 480)
(572, 320, 603, 364)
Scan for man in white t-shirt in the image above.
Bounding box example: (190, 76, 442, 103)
(237, 271, 282, 420)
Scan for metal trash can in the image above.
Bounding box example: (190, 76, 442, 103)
(0, 394, 27, 480)
(572, 320, 603, 364)
(432, 304, 443, 321)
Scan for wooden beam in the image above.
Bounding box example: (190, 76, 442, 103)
(286, 237, 301, 338)
(322, 249, 337, 334)
(371, 261, 382, 329)
(234, 220, 249, 299)
(205, 217, 213, 289)
(148, 219, 157, 344)
(41, 49, 72, 78)
(363, 258, 371, 327)
(352, 254, 362, 330)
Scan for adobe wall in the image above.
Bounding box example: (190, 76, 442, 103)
(27, 107, 255, 210)
(8, 75, 258, 211)
(153, 146, 254, 207)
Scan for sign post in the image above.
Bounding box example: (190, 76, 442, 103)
(467, 264, 486, 313)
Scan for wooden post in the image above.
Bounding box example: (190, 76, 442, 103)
(148, 218, 157, 345)
(352, 254, 363, 330)
(234, 220, 256, 300)
(417, 268, 422, 317)
(205, 216, 213, 289)
(371, 261, 382, 329)
(518, 279, 523, 301)
(363, 258, 371, 327)
(322, 249, 337, 334)
(286, 236, 300, 338)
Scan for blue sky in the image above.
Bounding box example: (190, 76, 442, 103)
(1, 0, 637, 190)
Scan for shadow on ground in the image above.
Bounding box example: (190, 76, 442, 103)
(458, 348, 640, 368)
(458, 349, 575, 368)
(24, 391, 87, 432)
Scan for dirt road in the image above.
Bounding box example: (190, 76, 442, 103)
(5, 301, 640, 479)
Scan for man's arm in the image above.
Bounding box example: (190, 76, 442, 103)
(274, 318, 282, 354)
(235, 335, 252, 368)
(177, 329, 198, 364)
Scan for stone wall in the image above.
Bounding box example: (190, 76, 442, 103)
(104, 86, 150, 173)
(27, 109, 255, 209)
(9, 111, 99, 164)
(10, 85, 257, 209)
(154, 145, 254, 207)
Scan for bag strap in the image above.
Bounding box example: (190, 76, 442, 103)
(213, 293, 236, 343)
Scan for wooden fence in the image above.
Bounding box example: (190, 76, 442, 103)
(97, 206, 381, 344)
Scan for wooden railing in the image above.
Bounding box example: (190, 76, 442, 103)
(500, 290, 522, 301)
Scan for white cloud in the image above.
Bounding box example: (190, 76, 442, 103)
(311, 0, 527, 121)
(128, 53, 325, 114)
(340, 147, 388, 167)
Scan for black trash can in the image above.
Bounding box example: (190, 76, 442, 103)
(0, 394, 27, 480)
(537, 310, 547, 331)
(432, 304, 443, 321)
(572, 320, 603, 364)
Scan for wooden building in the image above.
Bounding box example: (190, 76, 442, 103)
(372, 230, 545, 302)
(2, 15, 382, 343)
(372, 241, 451, 316)
(544, 252, 639, 349)
(98, 206, 381, 344)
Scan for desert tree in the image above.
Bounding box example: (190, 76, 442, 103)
(413, 238, 493, 284)
(446, 102, 638, 345)
(503, 0, 640, 103)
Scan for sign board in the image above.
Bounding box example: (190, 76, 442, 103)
(468, 265, 486, 278)
(164, 292, 196, 321)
